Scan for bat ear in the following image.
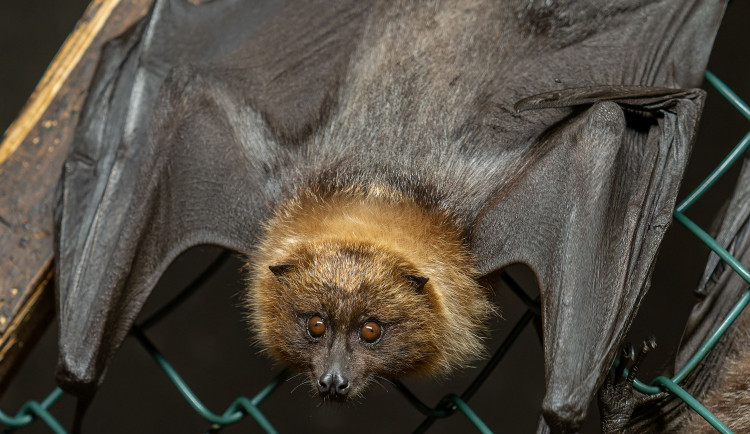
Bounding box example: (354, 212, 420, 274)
(269, 263, 296, 279)
(404, 274, 429, 293)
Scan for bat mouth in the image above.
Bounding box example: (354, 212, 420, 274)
(317, 391, 351, 403)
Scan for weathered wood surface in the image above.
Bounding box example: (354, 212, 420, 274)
(0, 0, 152, 393)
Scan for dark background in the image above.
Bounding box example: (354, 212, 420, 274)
(1, 1, 748, 433)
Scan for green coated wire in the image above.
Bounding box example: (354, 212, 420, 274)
(132, 327, 285, 432)
(16, 399, 66, 434)
(632, 290, 750, 396)
(461, 307, 538, 402)
(393, 382, 449, 419)
(676, 71, 750, 213)
(675, 132, 750, 213)
(704, 71, 750, 120)
(0, 403, 33, 426)
(411, 300, 538, 432)
(651, 377, 732, 433)
(672, 291, 750, 384)
(447, 395, 493, 434)
(0, 388, 65, 433)
(674, 212, 750, 284)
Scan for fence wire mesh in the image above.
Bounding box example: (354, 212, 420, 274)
(0, 69, 747, 434)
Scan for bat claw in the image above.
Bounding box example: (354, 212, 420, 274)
(598, 337, 658, 433)
(626, 337, 657, 383)
(615, 342, 635, 381)
(621, 342, 636, 361)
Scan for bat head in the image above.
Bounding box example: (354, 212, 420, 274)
(244, 186, 494, 400)
(248, 241, 443, 400)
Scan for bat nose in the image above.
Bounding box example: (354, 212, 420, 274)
(317, 370, 350, 397)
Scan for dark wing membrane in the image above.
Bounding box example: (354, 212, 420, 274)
(56, 15, 147, 394)
(54, 0, 369, 394)
(56, 65, 279, 393)
(474, 88, 704, 431)
(468, 1, 726, 431)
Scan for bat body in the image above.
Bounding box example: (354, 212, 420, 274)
(54, 0, 726, 431)
(682, 311, 750, 433)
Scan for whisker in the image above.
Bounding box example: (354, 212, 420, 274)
(369, 378, 388, 392)
(291, 378, 312, 394)
(354, 391, 365, 404)
(285, 372, 304, 382)
(374, 375, 393, 391)
(375, 375, 395, 387)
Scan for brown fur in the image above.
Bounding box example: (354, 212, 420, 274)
(244, 183, 495, 397)
(682, 309, 750, 433)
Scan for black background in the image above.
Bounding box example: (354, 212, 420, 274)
(1, 1, 748, 432)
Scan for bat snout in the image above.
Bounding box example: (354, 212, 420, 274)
(317, 368, 350, 399)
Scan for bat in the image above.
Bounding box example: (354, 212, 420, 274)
(53, 0, 727, 431)
(620, 155, 750, 433)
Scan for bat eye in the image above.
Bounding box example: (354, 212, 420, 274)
(308, 315, 326, 338)
(360, 321, 381, 343)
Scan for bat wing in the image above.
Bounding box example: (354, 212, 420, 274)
(55, 0, 367, 395)
(473, 86, 705, 431)
(676, 156, 750, 369)
(464, 1, 727, 430)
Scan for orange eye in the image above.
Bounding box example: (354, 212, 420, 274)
(360, 321, 381, 343)
(308, 315, 326, 338)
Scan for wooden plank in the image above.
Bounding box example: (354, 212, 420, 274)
(0, 0, 153, 393)
(0, 0, 119, 164)
(0, 270, 54, 394)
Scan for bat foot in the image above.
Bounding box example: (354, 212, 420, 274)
(598, 337, 657, 433)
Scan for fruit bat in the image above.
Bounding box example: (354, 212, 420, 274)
(53, 0, 727, 431)
(621, 154, 750, 433)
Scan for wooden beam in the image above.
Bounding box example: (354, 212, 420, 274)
(0, 0, 121, 165)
